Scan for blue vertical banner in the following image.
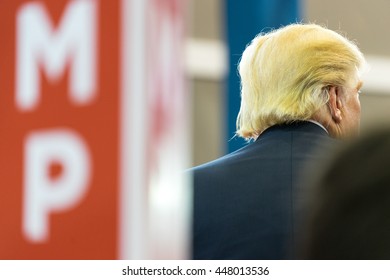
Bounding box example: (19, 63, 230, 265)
(226, 0, 301, 152)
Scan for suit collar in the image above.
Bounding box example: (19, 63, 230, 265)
(257, 121, 330, 140)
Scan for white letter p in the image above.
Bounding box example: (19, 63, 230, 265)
(23, 129, 91, 242)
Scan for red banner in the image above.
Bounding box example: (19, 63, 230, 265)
(0, 0, 189, 259)
(0, 0, 120, 259)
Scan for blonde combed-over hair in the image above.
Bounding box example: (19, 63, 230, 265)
(236, 23, 366, 140)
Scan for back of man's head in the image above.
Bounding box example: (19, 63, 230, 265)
(236, 23, 367, 140)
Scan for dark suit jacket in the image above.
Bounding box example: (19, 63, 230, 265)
(192, 121, 335, 259)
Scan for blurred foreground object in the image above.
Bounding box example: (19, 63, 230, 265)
(305, 127, 390, 259)
(0, 0, 190, 259)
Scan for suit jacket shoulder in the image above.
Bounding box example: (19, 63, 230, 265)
(192, 121, 337, 260)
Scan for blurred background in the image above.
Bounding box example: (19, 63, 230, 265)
(190, 0, 390, 166)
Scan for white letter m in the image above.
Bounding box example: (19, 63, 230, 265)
(16, 0, 97, 111)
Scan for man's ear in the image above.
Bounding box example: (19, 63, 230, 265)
(327, 86, 343, 123)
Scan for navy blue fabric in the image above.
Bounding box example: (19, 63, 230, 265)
(192, 122, 335, 259)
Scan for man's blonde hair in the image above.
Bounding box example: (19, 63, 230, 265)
(236, 23, 366, 140)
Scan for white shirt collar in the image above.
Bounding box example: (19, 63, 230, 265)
(307, 120, 329, 134)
